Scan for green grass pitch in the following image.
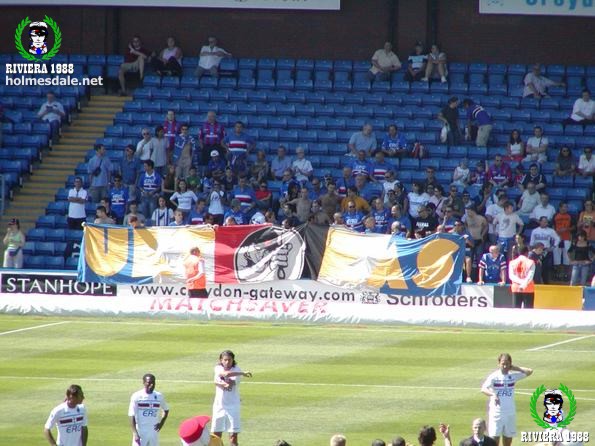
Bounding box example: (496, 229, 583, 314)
(0, 315, 593, 445)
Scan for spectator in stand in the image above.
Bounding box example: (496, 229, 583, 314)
(198, 111, 225, 165)
(108, 174, 129, 225)
(288, 188, 312, 223)
(350, 150, 372, 180)
(161, 164, 176, 204)
(563, 88, 595, 128)
(444, 185, 465, 218)
(530, 216, 560, 283)
(578, 199, 595, 243)
(151, 36, 183, 77)
(67, 177, 87, 230)
(382, 170, 401, 197)
(336, 166, 354, 198)
(347, 124, 377, 157)
(195, 36, 231, 79)
(485, 190, 506, 243)
(367, 41, 401, 82)
(279, 169, 299, 204)
(120, 144, 140, 202)
(94, 205, 115, 224)
(440, 206, 457, 231)
(380, 124, 408, 158)
(452, 158, 471, 188)
(461, 190, 478, 211)
(330, 434, 347, 446)
(207, 180, 225, 225)
(124, 201, 146, 227)
(462, 99, 493, 147)
(173, 124, 196, 179)
(523, 63, 564, 98)
(422, 44, 448, 83)
(509, 246, 536, 308)
(168, 209, 185, 227)
(87, 143, 112, 204)
(429, 185, 447, 219)
(308, 177, 326, 201)
(341, 186, 371, 213)
(478, 245, 507, 285)
(408, 182, 430, 221)
(569, 230, 594, 285)
(494, 201, 524, 260)
(135, 127, 155, 162)
(152, 126, 168, 176)
(250, 149, 269, 187)
(118, 35, 151, 96)
(530, 192, 556, 225)
(37, 91, 65, 144)
(188, 199, 207, 225)
(162, 110, 180, 156)
(405, 41, 427, 82)
(170, 179, 198, 223)
(230, 175, 256, 215)
(271, 145, 292, 181)
(523, 126, 548, 164)
(151, 196, 174, 226)
(415, 205, 438, 233)
(470, 160, 487, 187)
(528, 242, 544, 284)
(511, 234, 529, 259)
(206, 150, 227, 183)
(222, 120, 254, 176)
(520, 163, 547, 192)
(371, 151, 392, 183)
(577, 146, 595, 178)
(393, 183, 409, 214)
(137, 160, 162, 219)
(291, 146, 313, 184)
(451, 220, 474, 282)
(388, 204, 412, 233)
(342, 200, 366, 232)
(505, 129, 525, 163)
(422, 166, 440, 190)
(458, 419, 497, 446)
(554, 146, 576, 177)
(254, 180, 272, 210)
(371, 198, 391, 233)
(320, 181, 341, 220)
(553, 202, 574, 281)
(3, 218, 25, 268)
(224, 199, 245, 225)
(487, 155, 512, 189)
(438, 97, 461, 147)
(278, 204, 300, 228)
(464, 205, 488, 269)
(517, 181, 540, 217)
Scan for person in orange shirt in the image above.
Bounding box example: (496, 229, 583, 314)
(553, 202, 575, 281)
(184, 246, 207, 298)
(508, 246, 535, 309)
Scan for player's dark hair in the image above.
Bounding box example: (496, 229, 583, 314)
(372, 440, 387, 446)
(142, 373, 156, 382)
(418, 426, 437, 446)
(66, 384, 83, 398)
(391, 437, 406, 446)
(219, 350, 237, 367)
(543, 391, 563, 408)
(498, 353, 512, 363)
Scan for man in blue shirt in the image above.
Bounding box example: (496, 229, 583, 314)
(223, 199, 245, 225)
(120, 144, 141, 202)
(222, 121, 255, 176)
(370, 151, 393, 183)
(380, 124, 408, 158)
(87, 144, 112, 203)
(350, 150, 372, 179)
(478, 244, 507, 285)
(108, 174, 129, 224)
(230, 176, 256, 214)
(270, 145, 292, 180)
(342, 200, 366, 232)
(336, 166, 354, 198)
(371, 198, 391, 234)
(463, 99, 493, 148)
(206, 150, 227, 182)
(137, 160, 162, 219)
(388, 204, 412, 233)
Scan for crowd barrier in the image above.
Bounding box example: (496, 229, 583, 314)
(0, 270, 594, 330)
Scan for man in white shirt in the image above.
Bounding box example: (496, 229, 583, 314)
(564, 89, 595, 127)
(129, 373, 169, 446)
(195, 36, 231, 79)
(481, 353, 533, 446)
(530, 192, 556, 224)
(37, 90, 65, 143)
(291, 146, 313, 183)
(136, 128, 155, 162)
(523, 126, 548, 164)
(517, 182, 540, 217)
(578, 146, 595, 177)
(523, 64, 564, 98)
(44, 384, 88, 446)
(485, 192, 507, 245)
(68, 177, 88, 230)
(368, 42, 401, 82)
(494, 202, 523, 260)
(530, 216, 561, 283)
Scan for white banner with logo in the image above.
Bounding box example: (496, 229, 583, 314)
(9, 0, 340, 9)
(479, 0, 595, 17)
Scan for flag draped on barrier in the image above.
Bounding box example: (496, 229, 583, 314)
(79, 223, 465, 295)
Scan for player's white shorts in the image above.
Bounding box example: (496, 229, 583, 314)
(211, 406, 241, 433)
(132, 429, 159, 446)
(488, 411, 516, 437)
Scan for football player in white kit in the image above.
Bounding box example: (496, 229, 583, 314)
(211, 350, 253, 446)
(481, 353, 533, 446)
(44, 384, 88, 446)
(129, 373, 170, 446)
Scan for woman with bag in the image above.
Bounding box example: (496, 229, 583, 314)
(3, 218, 25, 268)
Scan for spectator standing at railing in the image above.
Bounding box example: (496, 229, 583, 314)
(87, 144, 112, 204)
(67, 177, 88, 230)
(152, 126, 169, 177)
(37, 91, 65, 144)
(195, 36, 232, 79)
(568, 231, 595, 286)
(3, 218, 25, 268)
(198, 111, 226, 165)
(162, 110, 180, 157)
(137, 160, 162, 219)
(119, 144, 141, 202)
(477, 245, 507, 285)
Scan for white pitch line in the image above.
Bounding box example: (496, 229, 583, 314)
(526, 334, 595, 351)
(546, 349, 594, 353)
(1, 375, 594, 395)
(0, 321, 69, 337)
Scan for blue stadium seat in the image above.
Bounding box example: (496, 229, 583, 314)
(295, 104, 315, 116)
(429, 82, 448, 94)
(287, 117, 307, 130)
(218, 77, 237, 89)
(441, 158, 460, 170)
(286, 92, 306, 103)
(449, 62, 468, 74)
(24, 255, 46, 269)
(410, 82, 430, 94)
(469, 73, 485, 84)
(567, 188, 588, 201)
(449, 146, 468, 158)
(46, 201, 68, 216)
(449, 83, 468, 95)
(449, 72, 466, 84)
(296, 59, 314, 71)
(44, 256, 65, 270)
(469, 84, 488, 95)
(391, 81, 409, 94)
(27, 228, 47, 242)
(488, 63, 507, 74)
(400, 159, 420, 170)
(333, 60, 352, 72)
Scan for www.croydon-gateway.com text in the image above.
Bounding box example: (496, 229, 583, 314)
(130, 284, 356, 302)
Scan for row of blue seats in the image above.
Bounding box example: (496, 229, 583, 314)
(131, 87, 578, 110)
(0, 85, 83, 99)
(27, 227, 83, 242)
(24, 255, 76, 270)
(1, 121, 51, 136)
(1, 96, 77, 112)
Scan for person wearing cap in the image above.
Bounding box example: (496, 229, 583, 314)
(3, 218, 25, 268)
(179, 415, 214, 446)
(405, 41, 427, 82)
(367, 41, 402, 82)
(184, 246, 207, 298)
